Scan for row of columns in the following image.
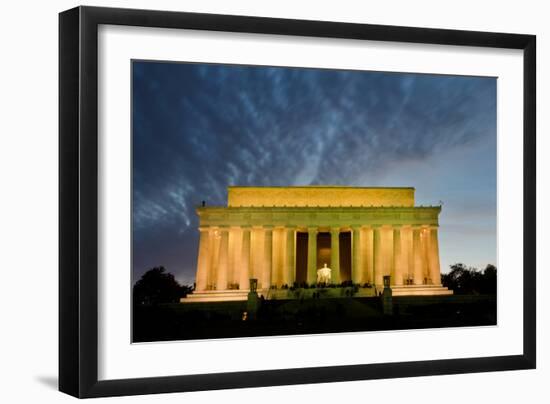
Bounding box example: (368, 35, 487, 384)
(195, 224, 441, 291)
(196, 226, 297, 291)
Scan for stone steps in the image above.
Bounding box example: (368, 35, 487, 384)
(181, 290, 249, 302)
(181, 285, 452, 302)
(390, 285, 453, 296)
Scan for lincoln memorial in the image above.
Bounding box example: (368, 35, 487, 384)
(182, 186, 452, 302)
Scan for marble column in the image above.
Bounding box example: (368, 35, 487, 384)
(238, 226, 251, 290)
(403, 225, 414, 284)
(250, 227, 263, 281)
(216, 227, 229, 291)
(393, 225, 404, 286)
(421, 226, 430, 284)
(227, 227, 239, 287)
(271, 228, 283, 286)
(373, 226, 383, 287)
(412, 226, 423, 285)
(352, 226, 362, 285)
(384, 226, 394, 283)
(279, 228, 286, 286)
(208, 228, 219, 290)
(262, 226, 273, 290)
(428, 226, 442, 285)
(363, 226, 374, 284)
(307, 227, 318, 285)
(330, 227, 341, 285)
(195, 227, 210, 291)
(284, 226, 296, 287)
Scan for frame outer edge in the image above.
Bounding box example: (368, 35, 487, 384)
(523, 35, 536, 368)
(58, 5, 537, 398)
(79, 5, 101, 398)
(58, 6, 81, 398)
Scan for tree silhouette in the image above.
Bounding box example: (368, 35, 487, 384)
(479, 264, 497, 294)
(442, 263, 497, 295)
(133, 266, 192, 305)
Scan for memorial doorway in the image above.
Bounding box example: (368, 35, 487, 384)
(294, 230, 352, 285)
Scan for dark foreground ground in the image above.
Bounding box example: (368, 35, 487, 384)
(133, 294, 496, 342)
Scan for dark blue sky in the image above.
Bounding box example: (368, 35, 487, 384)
(132, 61, 496, 285)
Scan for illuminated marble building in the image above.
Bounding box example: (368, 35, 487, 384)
(182, 186, 452, 302)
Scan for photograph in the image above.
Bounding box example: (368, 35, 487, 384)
(131, 61, 498, 342)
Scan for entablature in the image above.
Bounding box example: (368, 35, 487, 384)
(197, 206, 441, 228)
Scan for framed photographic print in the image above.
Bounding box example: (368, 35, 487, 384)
(59, 6, 536, 398)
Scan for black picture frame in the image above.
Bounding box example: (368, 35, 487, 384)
(59, 5, 536, 398)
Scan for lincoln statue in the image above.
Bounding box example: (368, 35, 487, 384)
(182, 186, 452, 302)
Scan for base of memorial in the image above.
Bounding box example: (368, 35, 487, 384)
(181, 289, 249, 302)
(391, 285, 453, 296)
(181, 284, 452, 302)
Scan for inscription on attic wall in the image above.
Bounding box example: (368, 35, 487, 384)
(228, 186, 415, 208)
